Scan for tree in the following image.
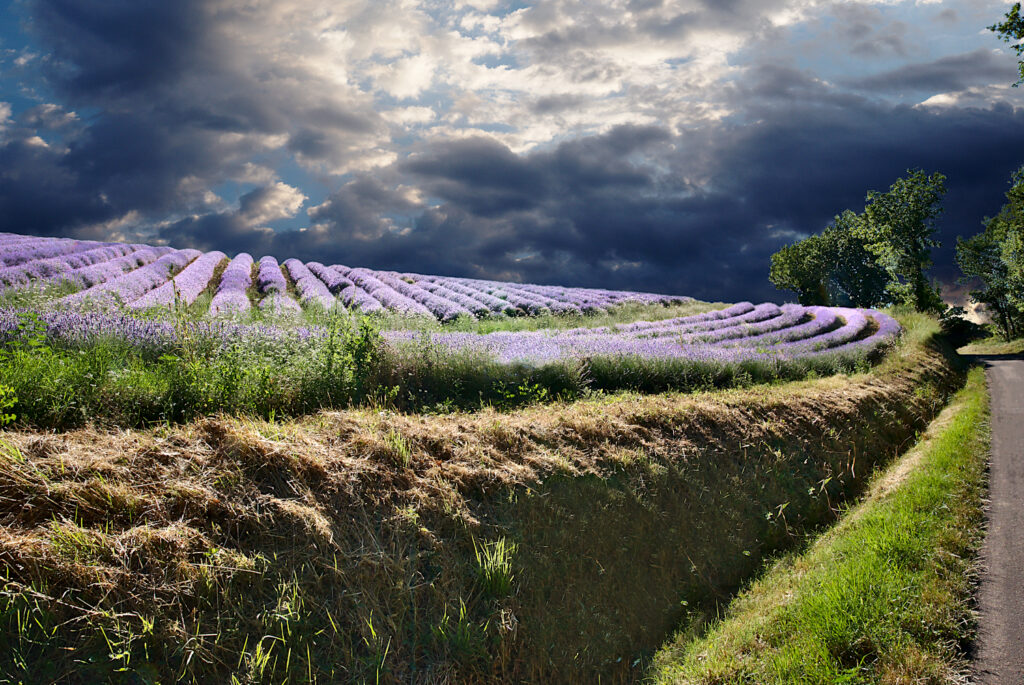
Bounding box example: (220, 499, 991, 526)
(993, 167, 1024, 310)
(957, 229, 1019, 339)
(855, 169, 947, 313)
(770, 210, 889, 307)
(769, 169, 946, 313)
(956, 166, 1024, 340)
(769, 231, 832, 305)
(990, 3, 1024, 85)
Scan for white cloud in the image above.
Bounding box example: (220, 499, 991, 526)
(382, 106, 437, 125)
(239, 182, 307, 226)
(916, 83, 1016, 108)
(371, 53, 437, 99)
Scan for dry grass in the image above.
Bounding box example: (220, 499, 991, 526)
(0, 316, 965, 683)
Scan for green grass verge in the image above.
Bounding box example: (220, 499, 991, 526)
(958, 335, 1024, 355)
(649, 365, 989, 684)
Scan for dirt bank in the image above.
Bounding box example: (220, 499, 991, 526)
(0, 325, 964, 683)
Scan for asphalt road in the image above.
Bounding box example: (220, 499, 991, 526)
(972, 355, 1024, 685)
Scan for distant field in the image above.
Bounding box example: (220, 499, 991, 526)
(959, 336, 1024, 356)
(0, 232, 688, 321)
(0, 232, 904, 426)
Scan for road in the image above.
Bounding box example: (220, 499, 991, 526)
(973, 355, 1024, 685)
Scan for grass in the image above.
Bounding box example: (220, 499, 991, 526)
(0, 309, 964, 683)
(0, 293, 899, 429)
(958, 334, 1024, 355)
(649, 365, 989, 684)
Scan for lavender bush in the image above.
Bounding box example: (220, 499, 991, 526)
(131, 251, 226, 309)
(209, 253, 254, 316)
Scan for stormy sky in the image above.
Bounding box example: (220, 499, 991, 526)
(1, 0, 1023, 302)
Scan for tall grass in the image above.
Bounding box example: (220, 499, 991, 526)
(0, 303, 905, 429)
(650, 366, 989, 683)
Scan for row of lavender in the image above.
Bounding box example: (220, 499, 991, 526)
(0, 233, 689, 321)
(0, 300, 901, 366)
(385, 301, 901, 364)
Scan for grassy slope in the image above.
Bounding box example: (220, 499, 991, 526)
(958, 335, 1024, 355)
(650, 365, 988, 684)
(0, 300, 745, 426)
(0, 312, 966, 683)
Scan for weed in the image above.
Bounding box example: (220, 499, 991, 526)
(473, 536, 518, 599)
(432, 598, 489, 664)
(383, 429, 412, 468)
(0, 384, 15, 426)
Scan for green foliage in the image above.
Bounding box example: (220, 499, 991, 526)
(957, 165, 1024, 340)
(0, 385, 15, 427)
(769, 210, 889, 306)
(770, 169, 946, 313)
(473, 536, 518, 599)
(990, 3, 1024, 85)
(855, 168, 947, 313)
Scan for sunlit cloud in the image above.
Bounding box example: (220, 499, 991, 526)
(0, 0, 1021, 300)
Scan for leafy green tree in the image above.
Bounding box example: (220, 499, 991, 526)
(993, 167, 1024, 309)
(990, 3, 1024, 85)
(769, 211, 890, 307)
(769, 231, 832, 305)
(855, 169, 947, 313)
(956, 166, 1024, 340)
(957, 228, 1020, 339)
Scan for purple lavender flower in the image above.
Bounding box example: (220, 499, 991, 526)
(339, 267, 433, 317)
(209, 253, 254, 316)
(257, 256, 288, 294)
(131, 251, 226, 309)
(64, 250, 202, 306)
(283, 259, 336, 310)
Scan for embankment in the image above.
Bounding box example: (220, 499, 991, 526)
(0, 316, 964, 683)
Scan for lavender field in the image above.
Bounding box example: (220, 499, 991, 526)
(0, 232, 684, 321)
(0, 230, 904, 426)
(0, 231, 901, 363)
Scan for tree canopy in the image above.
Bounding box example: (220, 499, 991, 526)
(769, 211, 888, 307)
(956, 166, 1024, 340)
(855, 169, 946, 313)
(991, 3, 1024, 85)
(770, 169, 946, 313)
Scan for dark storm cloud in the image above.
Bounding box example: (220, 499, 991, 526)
(162, 213, 264, 256)
(0, 0, 387, 241)
(0, 136, 116, 239)
(2, 0, 1023, 304)
(258, 100, 1024, 304)
(850, 49, 1018, 93)
(32, 0, 216, 101)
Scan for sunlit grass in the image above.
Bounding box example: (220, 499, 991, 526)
(650, 366, 988, 684)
